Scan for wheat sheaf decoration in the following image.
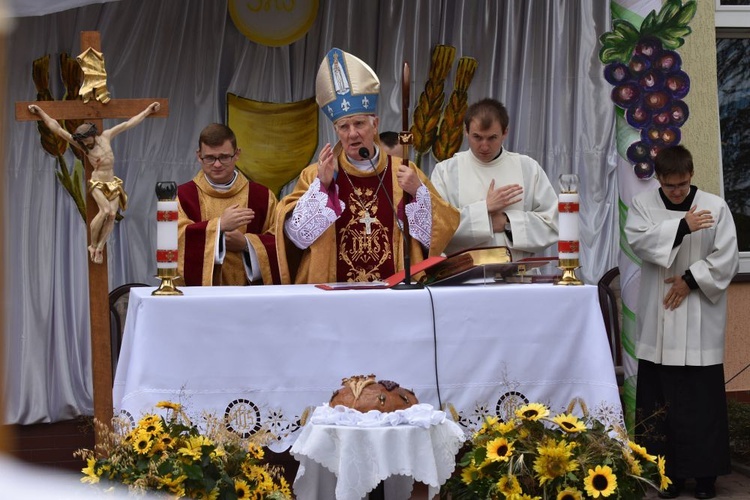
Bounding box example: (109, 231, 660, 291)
(432, 56, 478, 162)
(31, 54, 88, 222)
(410, 44, 456, 169)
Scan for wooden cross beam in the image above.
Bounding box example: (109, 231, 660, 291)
(15, 31, 168, 445)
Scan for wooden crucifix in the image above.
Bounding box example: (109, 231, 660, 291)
(15, 31, 168, 443)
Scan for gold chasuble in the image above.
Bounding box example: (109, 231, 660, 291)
(276, 147, 459, 284)
(177, 173, 280, 286)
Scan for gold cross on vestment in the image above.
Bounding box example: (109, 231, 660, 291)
(359, 211, 376, 234)
(15, 31, 168, 448)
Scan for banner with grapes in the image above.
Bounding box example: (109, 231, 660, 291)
(598, 0, 696, 432)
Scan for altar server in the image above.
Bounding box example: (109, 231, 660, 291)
(177, 123, 280, 286)
(625, 145, 739, 500)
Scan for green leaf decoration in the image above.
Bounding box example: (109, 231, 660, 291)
(599, 0, 697, 63)
(54, 156, 87, 222)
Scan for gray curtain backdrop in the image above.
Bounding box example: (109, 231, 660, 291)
(2, 0, 619, 424)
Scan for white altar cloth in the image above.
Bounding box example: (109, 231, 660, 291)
(290, 405, 465, 500)
(113, 284, 621, 451)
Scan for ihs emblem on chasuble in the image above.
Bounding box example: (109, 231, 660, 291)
(339, 187, 392, 282)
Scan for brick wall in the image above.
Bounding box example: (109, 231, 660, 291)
(3, 417, 95, 472)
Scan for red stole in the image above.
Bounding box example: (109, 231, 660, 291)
(178, 179, 280, 286)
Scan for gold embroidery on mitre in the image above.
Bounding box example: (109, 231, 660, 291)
(338, 186, 391, 282)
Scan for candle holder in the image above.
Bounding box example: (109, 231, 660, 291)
(153, 181, 183, 296)
(555, 174, 583, 286)
(556, 258, 583, 286)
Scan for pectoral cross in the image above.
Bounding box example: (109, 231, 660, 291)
(359, 211, 376, 235)
(15, 31, 168, 446)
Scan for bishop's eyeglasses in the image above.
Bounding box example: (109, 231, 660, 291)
(199, 152, 237, 165)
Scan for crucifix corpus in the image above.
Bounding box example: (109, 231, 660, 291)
(15, 31, 168, 442)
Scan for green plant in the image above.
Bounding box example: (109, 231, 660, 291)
(75, 401, 291, 499)
(443, 402, 670, 500)
(729, 399, 750, 465)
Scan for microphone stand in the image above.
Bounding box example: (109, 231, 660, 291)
(392, 61, 422, 290)
(359, 147, 422, 287)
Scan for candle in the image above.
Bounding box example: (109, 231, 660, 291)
(558, 192, 580, 260)
(155, 182, 178, 270)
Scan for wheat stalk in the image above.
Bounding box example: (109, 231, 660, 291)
(59, 52, 84, 156)
(32, 56, 67, 157)
(32, 55, 87, 222)
(433, 57, 478, 162)
(410, 45, 456, 166)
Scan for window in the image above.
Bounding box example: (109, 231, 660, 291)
(716, 1, 750, 273)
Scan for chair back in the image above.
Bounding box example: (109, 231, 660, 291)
(597, 267, 623, 382)
(109, 283, 149, 377)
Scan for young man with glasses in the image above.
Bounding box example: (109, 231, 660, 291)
(625, 145, 739, 499)
(177, 123, 280, 286)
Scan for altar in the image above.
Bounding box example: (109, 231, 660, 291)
(113, 284, 622, 451)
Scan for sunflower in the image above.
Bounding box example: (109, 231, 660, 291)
(80, 458, 101, 484)
(132, 429, 153, 455)
(278, 476, 293, 498)
(155, 401, 182, 411)
(137, 414, 160, 427)
(234, 479, 251, 499)
(624, 451, 643, 476)
(557, 488, 583, 500)
(551, 414, 587, 433)
(584, 465, 618, 498)
(141, 418, 163, 436)
(533, 439, 578, 484)
(628, 441, 657, 463)
(177, 440, 203, 460)
(486, 437, 515, 462)
(159, 474, 187, 489)
(189, 434, 214, 449)
(496, 419, 518, 434)
(515, 403, 550, 421)
(461, 463, 481, 485)
(475, 416, 499, 437)
(657, 455, 672, 490)
(155, 433, 174, 451)
(247, 442, 265, 460)
(497, 475, 522, 497)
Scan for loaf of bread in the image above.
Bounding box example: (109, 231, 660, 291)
(329, 374, 418, 412)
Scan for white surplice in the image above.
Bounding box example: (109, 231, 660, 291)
(430, 149, 558, 258)
(625, 188, 739, 366)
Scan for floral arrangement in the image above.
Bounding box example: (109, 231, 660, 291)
(443, 402, 670, 500)
(75, 401, 291, 499)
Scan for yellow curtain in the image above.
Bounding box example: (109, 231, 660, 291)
(228, 93, 318, 196)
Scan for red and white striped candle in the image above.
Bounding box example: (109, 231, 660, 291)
(557, 172, 580, 262)
(558, 192, 579, 260)
(156, 200, 178, 270)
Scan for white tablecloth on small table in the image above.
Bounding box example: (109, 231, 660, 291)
(290, 405, 465, 500)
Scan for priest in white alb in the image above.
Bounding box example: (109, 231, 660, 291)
(430, 98, 558, 259)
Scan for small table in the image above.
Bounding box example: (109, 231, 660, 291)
(290, 405, 466, 500)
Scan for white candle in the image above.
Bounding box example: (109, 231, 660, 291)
(558, 192, 579, 260)
(156, 200, 178, 269)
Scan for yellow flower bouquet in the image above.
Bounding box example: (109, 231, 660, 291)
(442, 402, 670, 500)
(75, 401, 291, 499)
